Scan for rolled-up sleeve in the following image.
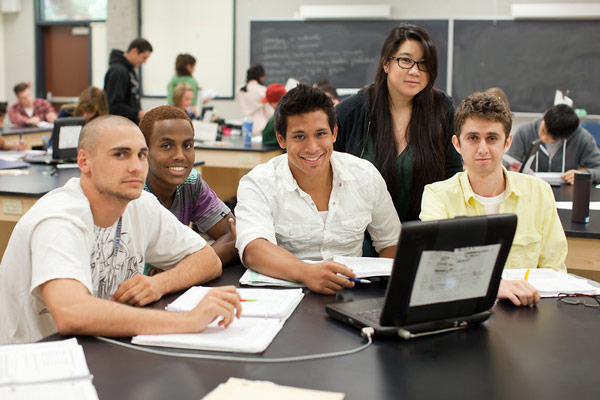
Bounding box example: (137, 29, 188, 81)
(367, 166, 401, 253)
(234, 173, 277, 264)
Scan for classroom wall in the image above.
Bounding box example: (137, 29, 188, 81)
(1, 0, 35, 104)
(0, 0, 596, 127)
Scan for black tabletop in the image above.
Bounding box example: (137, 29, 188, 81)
(553, 184, 600, 238)
(194, 134, 282, 152)
(46, 265, 600, 400)
(0, 125, 52, 135)
(0, 164, 80, 197)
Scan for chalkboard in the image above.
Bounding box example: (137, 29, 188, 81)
(251, 20, 448, 91)
(453, 20, 600, 114)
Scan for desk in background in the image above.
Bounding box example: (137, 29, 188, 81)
(195, 136, 283, 201)
(1, 125, 52, 149)
(0, 165, 80, 258)
(553, 184, 600, 282)
(46, 264, 600, 400)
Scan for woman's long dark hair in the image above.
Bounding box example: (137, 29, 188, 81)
(368, 24, 447, 220)
(240, 64, 265, 92)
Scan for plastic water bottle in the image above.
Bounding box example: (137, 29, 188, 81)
(242, 117, 253, 145)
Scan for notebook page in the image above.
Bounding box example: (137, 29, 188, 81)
(502, 268, 600, 297)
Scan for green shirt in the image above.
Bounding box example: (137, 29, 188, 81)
(262, 116, 278, 146)
(362, 133, 413, 222)
(167, 75, 199, 106)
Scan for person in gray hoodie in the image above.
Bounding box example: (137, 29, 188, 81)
(506, 104, 600, 184)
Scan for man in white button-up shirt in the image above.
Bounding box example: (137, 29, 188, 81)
(235, 84, 401, 295)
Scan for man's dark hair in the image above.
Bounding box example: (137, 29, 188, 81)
(543, 104, 579, 140)
(13, 82, 29, 96)
(454, 92, 513, 141)
(274, 84, 335, 138)
(127, 37, 153, 53)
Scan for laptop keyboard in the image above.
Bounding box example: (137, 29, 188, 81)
(357, 309, 382, 323)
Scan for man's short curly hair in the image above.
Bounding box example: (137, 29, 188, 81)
(454, 92, 513, 140)
(138, 105, 193, 145)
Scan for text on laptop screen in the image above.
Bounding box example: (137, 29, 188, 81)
(409, 244, 501, 307)
(58, 125, 83, 150)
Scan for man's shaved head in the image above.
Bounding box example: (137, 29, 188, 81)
(78, 115, 140, 154)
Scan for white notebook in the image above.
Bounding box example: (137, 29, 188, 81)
(502, 268, 600, 297)
(132, 287, 304, 353)
(133, 318, 285, 353)
(166, 286, 304, 320)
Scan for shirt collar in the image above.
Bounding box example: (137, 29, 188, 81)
(460, 167, 520, 202)
(278, 152, 357, 194)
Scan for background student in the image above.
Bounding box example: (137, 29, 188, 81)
(237, 64, 271, 133)
(420, 92, 568, 307)
(335, 24, 462, 224)
(506, 104, 600, 184)
(261, 83, 287, 146)
(57, 86, 108, 122)
(235, 85, 400, 295)
(167, 54, 201, 116)
(0, 115, 240, 344)
(140, 106, 238, 266)
(104, 37, 153, 124)
(0, 101, 24, 150)
(172, 83, 196, 119)
(8, 82, 57, 126)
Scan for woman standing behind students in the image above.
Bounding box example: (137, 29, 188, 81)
(167, 54, 200, 114)
(335, 24, 462, 222)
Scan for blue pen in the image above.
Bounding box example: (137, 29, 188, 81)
(348, 278, 371, 284)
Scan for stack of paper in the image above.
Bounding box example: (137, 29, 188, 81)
(203, 377, 344, 400)
(502, 268, 600, 297)
(132, 287, 304, 353)
(0, 338, 99, 400)
(535, 172, 564, 186)
(240, 257, 393, 287)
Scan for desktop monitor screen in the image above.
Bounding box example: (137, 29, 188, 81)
(51, 117, 86, 161)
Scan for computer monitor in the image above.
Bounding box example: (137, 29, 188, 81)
(51, 117, 86, 162)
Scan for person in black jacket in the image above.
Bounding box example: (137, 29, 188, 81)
(104, 38, 153, 124)
(335, 24, 462, 223)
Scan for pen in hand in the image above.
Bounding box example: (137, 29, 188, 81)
(348, 278, 371, 284)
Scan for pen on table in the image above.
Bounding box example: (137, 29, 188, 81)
(240, 299, 258, 302)
(524, 269, 530, 281)
(348, 278, 371, 284)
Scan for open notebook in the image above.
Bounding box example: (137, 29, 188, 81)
(132, 287, 304, 353)
(502, 268, 600, 297)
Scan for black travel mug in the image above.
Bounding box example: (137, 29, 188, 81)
(572, 172, 591, 224)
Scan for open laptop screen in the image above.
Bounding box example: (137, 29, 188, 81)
(51, 117, 86, 161)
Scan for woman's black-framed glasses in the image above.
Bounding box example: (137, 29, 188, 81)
(388, 57, 428, 72)
(557, 293, 600, 308)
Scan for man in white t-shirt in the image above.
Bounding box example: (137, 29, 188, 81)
(235, 84, 400, 295)
(0, 115, 241, 344)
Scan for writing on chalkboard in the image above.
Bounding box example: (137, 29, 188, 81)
(251, 20, 448, 91)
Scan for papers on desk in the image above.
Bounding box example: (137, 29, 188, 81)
(203, 377, 345, 400)
(555, 201, 600, 211)
(502, 268, 600, 297)
(535, 172, 565, 186)
(240, 257, 393, 287)
(0, 338, 99, 400)
(132, 287, 304, 353)
(166, 286, 304, 319)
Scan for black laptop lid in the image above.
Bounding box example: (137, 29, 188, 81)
(519, 139, 541, 173)
(51, 117, 86, 161)
(380, 214, 517, 327)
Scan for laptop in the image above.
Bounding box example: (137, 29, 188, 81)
(519, 138, 541, 173)
(326, 214, 517, 339)
(24, 117, 85, 164)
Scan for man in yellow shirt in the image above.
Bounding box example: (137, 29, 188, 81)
(420, 92, 568, 307)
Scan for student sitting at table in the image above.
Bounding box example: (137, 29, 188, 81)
(0, 101, 24, 150)
(57, 86, 108, 122)
(506, 104, 600, 184)
(261, 83, 287, 146)
(172, 83, 196, 119)
(420, 92, 568, 307)
(8, 82, 57, 126)
(0, 115, 241, 344)
(139, 106, 238, 266)
(235, 84, 401, 295)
